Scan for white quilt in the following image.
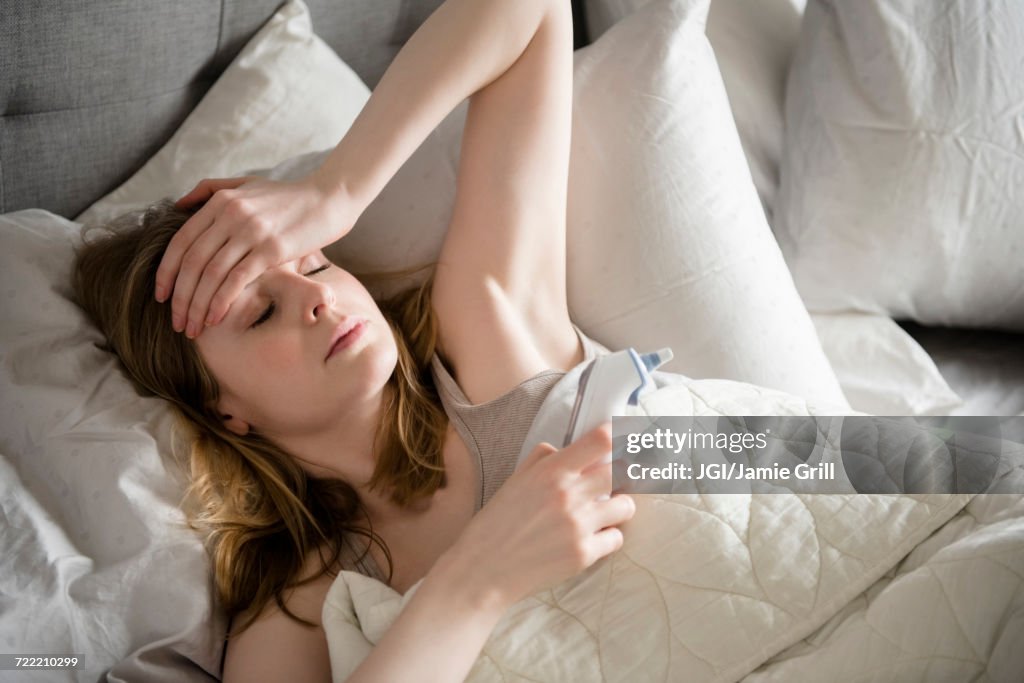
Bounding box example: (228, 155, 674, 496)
(322, 370, 1024, 682)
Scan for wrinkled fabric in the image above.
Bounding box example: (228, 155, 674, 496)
(777, 0, 1024, 330)
(322, 361, 1022, 682)
(0, 210, 225, 683)
(811, 312, 962, 416)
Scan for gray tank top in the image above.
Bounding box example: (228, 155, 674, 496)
(342, 324, 607, 583)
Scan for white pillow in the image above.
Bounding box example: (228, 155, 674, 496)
(588, 0, 806, 221)
(266, 0, 848, 406)
(75, 0, 370, 226)
(776, 0, 1024, 330)
(568, 0, 844, 405)
(704, 0, 804, 222)
(0, 210, 221, 683)
(811, 313, 962, 416)
(587, 0, 807, 40)
(587, 0, 968, 418)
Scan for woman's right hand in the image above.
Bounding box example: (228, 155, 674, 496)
(441, 423, 636, 608)
(154, 173, 359, 338)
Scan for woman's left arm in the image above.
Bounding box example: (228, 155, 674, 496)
(428, 0, 579, 404)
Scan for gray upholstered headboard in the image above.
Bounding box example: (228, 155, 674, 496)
(1, 0, 589, 220)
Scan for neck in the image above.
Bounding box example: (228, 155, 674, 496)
(274, 380, 400, 515)
(273, 378, 438, 529)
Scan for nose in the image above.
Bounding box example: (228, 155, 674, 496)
(303, 279, 336, 324)
(273, 270, 335, 324)
(264, 267, 337, 324)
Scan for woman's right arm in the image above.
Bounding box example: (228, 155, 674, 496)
(350, 424, 634, 682)
(224, 424, 634, 682)
(222, 546, 509, 683)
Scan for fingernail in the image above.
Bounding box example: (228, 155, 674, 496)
(172, 315, 182, 332)
(155, 285, 166, 302)
(186, 321, 196, 338)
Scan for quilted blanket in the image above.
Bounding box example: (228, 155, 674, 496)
(322, 368, 1024, 682)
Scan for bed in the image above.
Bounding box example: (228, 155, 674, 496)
(1, 0, 1022, 681)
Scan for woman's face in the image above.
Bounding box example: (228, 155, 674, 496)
(192, 251, 398, 442)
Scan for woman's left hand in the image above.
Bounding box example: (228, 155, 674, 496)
(155, 174, 357, 338)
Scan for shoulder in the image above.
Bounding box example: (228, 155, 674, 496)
(221, 551, 337, 683)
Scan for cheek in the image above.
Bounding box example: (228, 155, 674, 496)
(251, 337, 305, 373)
(206, 336, 305, 397)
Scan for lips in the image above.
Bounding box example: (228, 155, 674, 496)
(325, 319, 365, 362)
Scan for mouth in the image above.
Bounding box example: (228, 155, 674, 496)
(325, 318, 367, 362)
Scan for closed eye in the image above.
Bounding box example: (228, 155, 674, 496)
(249, 263, 331, 329)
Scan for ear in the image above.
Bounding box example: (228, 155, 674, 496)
(215, 395, 251, 436)
(220, 413, 251, 437)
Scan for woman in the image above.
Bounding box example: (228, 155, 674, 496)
(74, 0, 635, 681)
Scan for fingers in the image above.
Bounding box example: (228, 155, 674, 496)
(156, 178, 257, 303)
(589, 493, 636, 531)
(160, 181, 283, 336)
(579, 459, 613, 498)
(577, 496, 634, 568)
(185, 238, 254, 333)
(521, 442, 558, 469)
(204, 250, 268, 327)
(175, 177, 254, 209)
(169, 221, 230, 336)
(560, 422, 613, 473)
(587, 526, 626, 564)
(156, 202, 218, 308)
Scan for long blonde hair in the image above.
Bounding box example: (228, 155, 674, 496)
(71, 199, 449, 633)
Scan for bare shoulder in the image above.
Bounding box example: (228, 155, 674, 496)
(221, 552, 337, 683)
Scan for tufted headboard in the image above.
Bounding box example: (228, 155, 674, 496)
(0, 0, 589, 220)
